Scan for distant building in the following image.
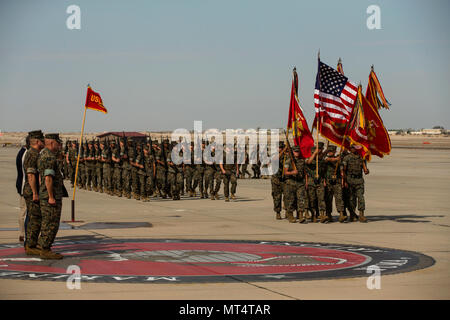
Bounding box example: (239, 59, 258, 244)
(96, 131, 147, 143)
(422, 129, 443, 135)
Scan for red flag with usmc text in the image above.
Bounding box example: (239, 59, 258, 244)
(287, 80, 314, 158)
(85, 86, 107, 113)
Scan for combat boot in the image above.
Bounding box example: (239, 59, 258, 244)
(87, 185, 92, 191)
(305, 211, 311, 220)
(215, 194, 220, 200)
(135, 194, 141, 200)
(359, 210, 367, 223)
(298, 211, 306, 224)
(40, 249, 63, 260)
(225, 197, 230, 202)
(349, 212, 358, 222)
(287, 212, 296, 223)
(93, 186, 98, 192)
(276, 212, 282, 220)
(99, 187, 103, 193)
(210, 193, 215, 200)
(118, 190, 123, 198)
(319, 211, 327, 223)
(338, 211, 346, 223)
(25, 246, 41, 256)
(230, 194, 236, 200)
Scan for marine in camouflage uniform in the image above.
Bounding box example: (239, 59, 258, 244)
(85, 141, 96, 191)
(154, 141, 167, 198)
(78, 143, 87, 189)
(240, 150, 251, 179)
(144, 144, 155, 201)
(129, 141, 140, 199)
(37, 133, 64, 259)
(271, 141, 285, 220)
(203, 145, 216, 198)
(94, 141, 103, 192)
(323, 145, 345, 223)
(134, 143, 146, 201)
(163, 140, 172, 197)
(166, 146, 181, 200)
(111, 140, 122, 197)
(305, 143, 326, 223)
(23, 130, 45, 254)
(192, 141, 206, 198)
(342, 144, 369, 222)
(220, 146, 238, 202)
(121, 140, 132, 198)
(100, 140, 111, 195)
(283, 145, 308, 223)
(341, 150, 352, 218)
(184, 143, 196, 197)
(67, 141, 77, 187)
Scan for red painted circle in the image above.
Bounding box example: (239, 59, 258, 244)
(0, 242, 368, 276)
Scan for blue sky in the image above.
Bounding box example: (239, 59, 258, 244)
(1, 0, 449, 132)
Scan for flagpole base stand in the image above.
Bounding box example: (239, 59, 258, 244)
(66, 200, 84, 224)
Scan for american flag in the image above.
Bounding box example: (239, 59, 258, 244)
(314, 60, 357, 124)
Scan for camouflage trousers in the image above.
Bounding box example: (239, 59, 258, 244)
(103, 164, 111, 191)
(213, 171, 222, 194)
(68, 163, 76, 185)
(137, 172, 146, 196)
(252, 164, 261, 178)
(146, 174, 155, 197)
(184, 166, 195, 192)
(155, 167, 166, 196)
(307, 182, 326, 214)
(204, 168, 216, 195)
(122, 168, 131, 194)
(167, 172, 183, 198)
(325, 180, 344, 214)
(240, 164, 251, 178)
(192, 168, 204, 194)
(271, 176, 284, 213)
(24, 197, 41, 248)
(113, 167, 122, 192)
(131, 168, 139, 194)
(38, 199, 62, 250)
(86, 164, 96, 188)
(222, 172, 237, 198)
(283, 180, 307, 214)
(348, 182, 365, 212)
(96, 166, 103, 190)
(342, 186, 351, 214)
(77, 163, 85, 187)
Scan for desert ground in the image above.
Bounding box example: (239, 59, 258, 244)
(0, 137, 449, 300)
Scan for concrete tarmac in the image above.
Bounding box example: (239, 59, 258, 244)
(0, 147, 449, 299)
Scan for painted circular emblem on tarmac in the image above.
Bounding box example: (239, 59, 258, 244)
(0, 239, 434, 283)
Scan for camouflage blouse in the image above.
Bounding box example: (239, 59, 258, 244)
(22, 147, 40, 198)
(38, 148, 64, 200)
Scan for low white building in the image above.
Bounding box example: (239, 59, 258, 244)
(422, 129, 443, 135)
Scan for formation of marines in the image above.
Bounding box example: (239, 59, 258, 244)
(271, 141, 369, 224)
(63, 137, 252, 202)
(20, 129, 370, 261)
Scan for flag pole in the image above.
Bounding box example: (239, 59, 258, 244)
(67, 86, 89, 223)
(315, 50, 321, 179)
